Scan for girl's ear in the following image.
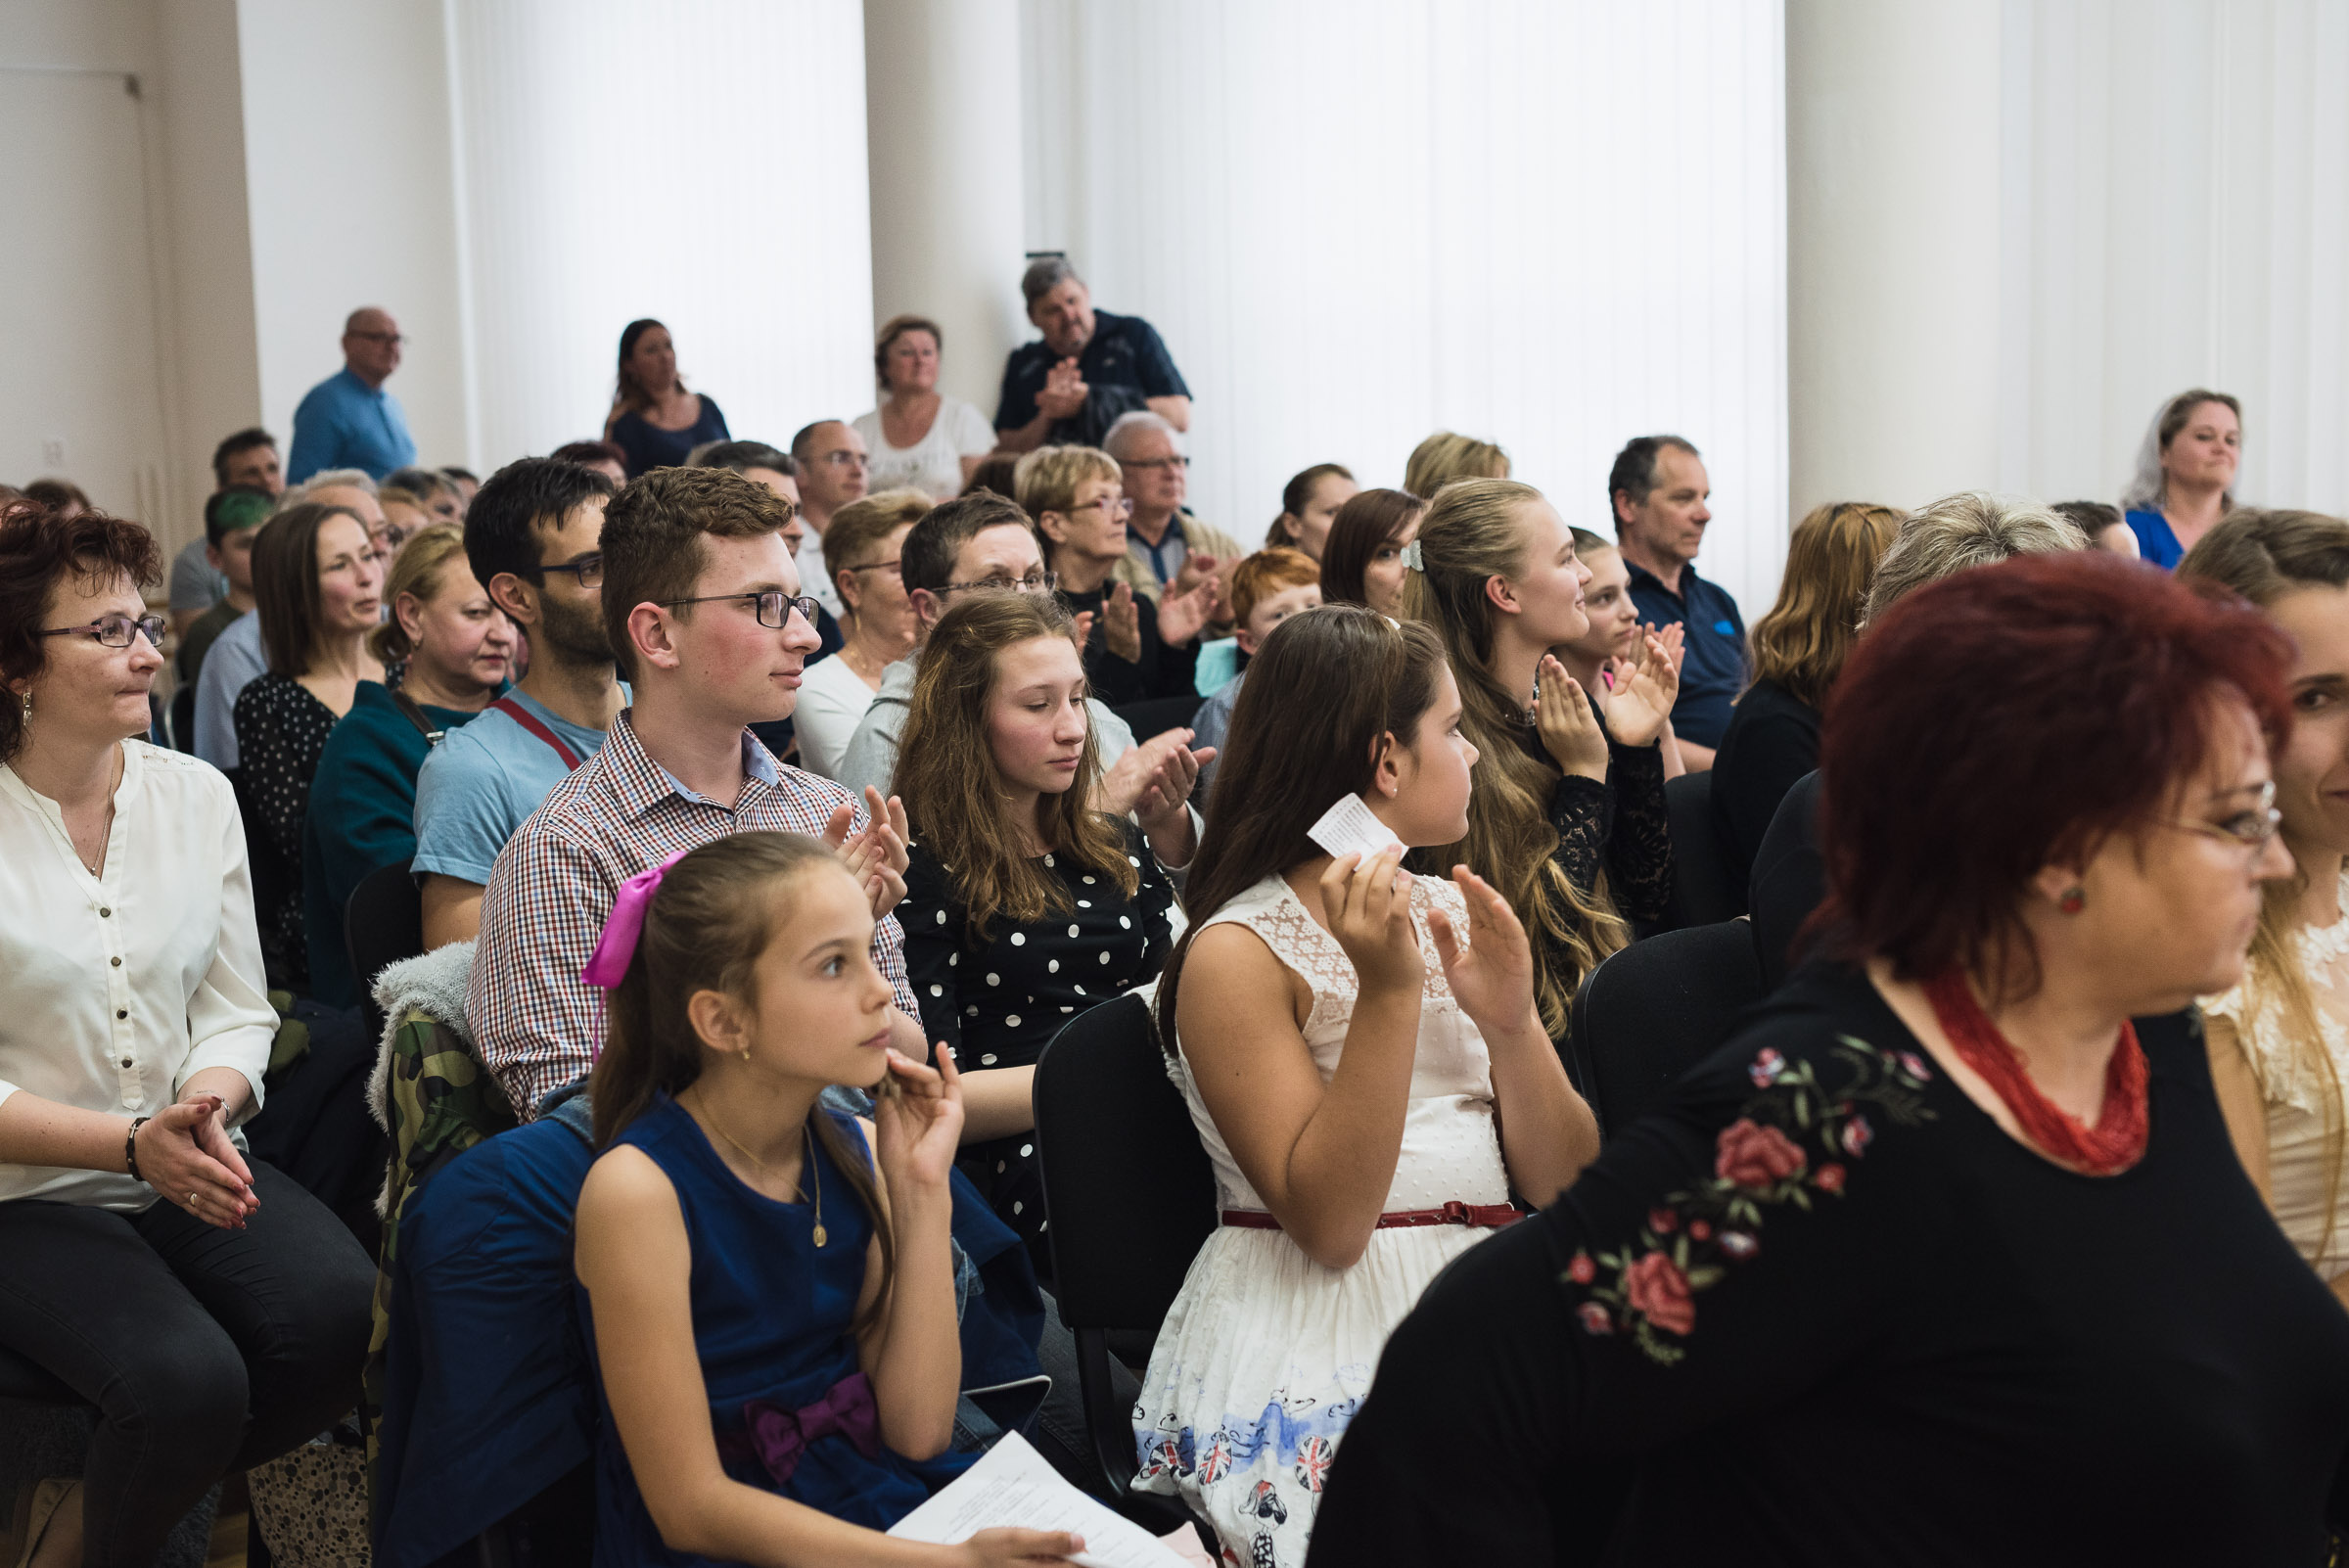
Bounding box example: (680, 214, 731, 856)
(1366, 729, 1404, 800)
(1484, 574, 1521, 617)
(686, 986, 749, 1057)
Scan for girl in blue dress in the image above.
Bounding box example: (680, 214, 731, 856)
(573, 830, 1084, 1566)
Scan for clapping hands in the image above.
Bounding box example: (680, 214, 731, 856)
(824, 786, 912, 918)
(1601, 628, 1681, 748)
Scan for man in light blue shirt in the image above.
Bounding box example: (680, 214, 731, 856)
(191, 608, 266, 769)
(287, 307, 418, 483)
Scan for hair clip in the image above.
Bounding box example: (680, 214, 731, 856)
(581, 849, 692, 988)
(1400, 539, 1425, 573)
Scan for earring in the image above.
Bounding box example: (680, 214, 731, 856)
(2058, 887, 2086, 915)
(18, 691, 28, 720)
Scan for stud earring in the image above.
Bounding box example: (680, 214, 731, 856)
(2058, 887, 2086, 915)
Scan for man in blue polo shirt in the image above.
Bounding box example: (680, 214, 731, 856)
(1610, 434, 1746, 770)
(288, 306, 419, 482)
(994, 255, 1191, 451)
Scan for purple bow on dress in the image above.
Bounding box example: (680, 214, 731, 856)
(579, 849, 691, 990)
(716, 1371, 883, 1485)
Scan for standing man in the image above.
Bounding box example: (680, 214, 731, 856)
(787, 421, 869, 620)
(1609, 435, 1745, 771)
(288, 307, 418, 483)
(994, 257, 1191, 452)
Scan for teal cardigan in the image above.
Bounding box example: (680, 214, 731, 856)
(303, 681, 488, 1009)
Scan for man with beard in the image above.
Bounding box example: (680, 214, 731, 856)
(412, 458, 623, 946)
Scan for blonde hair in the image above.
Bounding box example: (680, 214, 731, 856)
(2179, 507, 2349, 1258)
(1748, 503, 1904, 707)
(1403, 432, 1509, 499)
(1400, 478, 1631, 1035)
(368, 523, 472, 666)
(1013, 444, 1121, 522)
(1863, 492, 2085, 624)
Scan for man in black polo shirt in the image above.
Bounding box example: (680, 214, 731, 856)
(1609, 434, 1746, 770)
(994, 255, 1192, 451)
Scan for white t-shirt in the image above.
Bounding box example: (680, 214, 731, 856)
(852, 396, 996, 501)
(795, 652, 885, 781)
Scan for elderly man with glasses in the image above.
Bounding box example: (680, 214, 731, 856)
(288, 307, 419, 484)
(1102, 410, 1243, 627)
(993, 255, 1193, 453)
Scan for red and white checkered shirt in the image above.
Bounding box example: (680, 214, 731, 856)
(466, 711, 919, 1118)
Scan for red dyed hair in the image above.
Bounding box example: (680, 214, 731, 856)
(1814, 550, 2292, 995)
(0, 498, 162, 762)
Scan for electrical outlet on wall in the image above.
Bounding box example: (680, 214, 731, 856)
(40, 438, 65, 469)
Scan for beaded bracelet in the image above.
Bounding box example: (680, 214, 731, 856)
(124, 1115, 151, 1183)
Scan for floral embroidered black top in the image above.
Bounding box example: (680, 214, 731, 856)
(1307, 961, 2349, 1566)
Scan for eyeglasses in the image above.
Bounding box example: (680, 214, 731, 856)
(39, 614, 166, 650)
(817, 450, 868, 470)
(1124, 456, 1190, 473)
(2175, 780, 2283, 854)
(943, 571, 1059, 595)
(349, 331, 405, 346)
(840, 559, 903, 576)
(1073, 496, 1135, 520)
(659, 590, 821, 629)
(536, 553, 605, 589)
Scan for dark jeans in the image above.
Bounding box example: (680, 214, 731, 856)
(0, 1161, 374, 1567)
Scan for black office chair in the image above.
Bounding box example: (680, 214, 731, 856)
(1110, 695, 1209, 744)
(1662, 770, 1745, 929)
(168, 684, 197, 754)
(1568, 918, 1765, 1138)
(345, 861, 427, 1043)
(1034, 993, 1218, 1529)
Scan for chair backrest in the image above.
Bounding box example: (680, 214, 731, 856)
(169, 683, 197, 754)
(1034, 993, 1219, 1333)
(1664, 769, 1745, 928)
(1569, 918, 1765, 1136)
(346, 862, 426, 1042)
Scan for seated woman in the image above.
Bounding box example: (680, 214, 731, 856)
(1310, 551, 2349, 1565)
(1133, 605, 1598, 1565)
(234, 500, 386, 992)
(1708, 501, 1901, 886)
(302, 523, 514, 1008)
(1401, 430, 1508, 498)
(853, 315, 998, 500)
(2182, 509, 2349, 1308)
(0, 500, 374, 1568)
(1404, 479, 1677, 1042)
(1018, 443, 1215, 711)
(2121, 387, 2242, 568)
(1317, 487, 1424, 620)
(1265, 462, 1357, 557)
(575, 832, 1083, 1565)
(890, 593, 1184, 1268)
(1560, 526, 1687, 780)
(795, 489, 927, 780)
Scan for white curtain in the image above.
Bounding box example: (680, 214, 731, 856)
(445, 0, 877, 468)
(1021, 0, 1790, 617)
(1998, 0, 2349, 515)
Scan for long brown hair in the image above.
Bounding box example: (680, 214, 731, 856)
(1748, 502, 1903, 708)
(251, 501, 366, 677)
(1399, 478, 1630, 1036)
(2181, 507, 2349, 1255)
(589, 832, 895, 1336)
(1318, 488, 1423, 608)
(892, 593, 1136, 938)
(612, 318, 684, 416)
(1157, 606, 1450, 1054)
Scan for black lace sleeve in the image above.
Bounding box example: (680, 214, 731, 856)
(1546, 769, 1612, 899)
(1602, 735, 1673, 924)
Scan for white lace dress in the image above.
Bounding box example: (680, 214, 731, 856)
(1130, 871, 1512, 1567)
(2202, 869, 2349, 1279)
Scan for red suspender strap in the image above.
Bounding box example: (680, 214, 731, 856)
(489, 697, 584, 770)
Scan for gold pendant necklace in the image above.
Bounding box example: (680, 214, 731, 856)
(693, 1095, 826, 1247)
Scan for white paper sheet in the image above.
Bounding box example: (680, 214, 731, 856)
(1306, 793, 1405, 864)
(886, 1431, 1191, 1568)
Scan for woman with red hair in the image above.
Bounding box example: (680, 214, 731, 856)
(1309, 551, 2349, 1565)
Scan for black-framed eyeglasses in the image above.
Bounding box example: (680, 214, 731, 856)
(39, 614, 166, 650)
(840, 559, 903, 577)
(349, 330, 406, 346)
(1124, 455, 1190, 472)
(535, 553, 605, 589)
(943, 571, 1058, 595)
(659, 590, 820, 629)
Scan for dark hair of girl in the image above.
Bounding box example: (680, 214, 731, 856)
(1267, 462, 1355, 548)
(1318, 487, 1424, 607)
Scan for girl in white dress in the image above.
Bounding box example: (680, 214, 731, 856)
(1132, 605, 1599, 1566)
(2182, 510, 2349, 1305)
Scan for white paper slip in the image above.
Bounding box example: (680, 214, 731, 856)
(886, 1431, 1191, 1568)
(1307, 792, 1405, 864)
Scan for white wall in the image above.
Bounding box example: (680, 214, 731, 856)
(1020, 0, 1791, 618)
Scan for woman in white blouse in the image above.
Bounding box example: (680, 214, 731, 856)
(852, 314, 998, 500)
(0, 500, 374, 1566)
(794, 489, 927, 779)
(2182, 508, 2349, 1307)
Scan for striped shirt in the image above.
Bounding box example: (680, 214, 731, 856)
(467, 710, 919, 1118)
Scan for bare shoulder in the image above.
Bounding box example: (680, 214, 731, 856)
(577, 1143, 682, 1230)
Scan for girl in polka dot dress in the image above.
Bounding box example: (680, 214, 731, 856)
(891, 593, 1177, 1273)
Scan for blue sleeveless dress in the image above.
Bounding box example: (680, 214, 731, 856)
(587, 1094, 976, 1563)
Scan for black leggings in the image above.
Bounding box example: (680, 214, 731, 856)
(0, 1160, 374, 1567)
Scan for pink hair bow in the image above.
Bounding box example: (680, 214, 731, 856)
(580, 849, 691, 989)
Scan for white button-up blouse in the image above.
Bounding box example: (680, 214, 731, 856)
(0, 740, 276, 1210)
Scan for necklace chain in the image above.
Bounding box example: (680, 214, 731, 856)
(687, 1089, 827, 1247)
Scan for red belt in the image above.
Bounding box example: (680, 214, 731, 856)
(1221, 1200, 1523, 1232)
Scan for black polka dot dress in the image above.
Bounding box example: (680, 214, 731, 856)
(232, 671, 339, 992)
(898, 817, 1175, 1273)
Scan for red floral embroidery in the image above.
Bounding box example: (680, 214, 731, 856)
(1566, 1035, 1934, 1364)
